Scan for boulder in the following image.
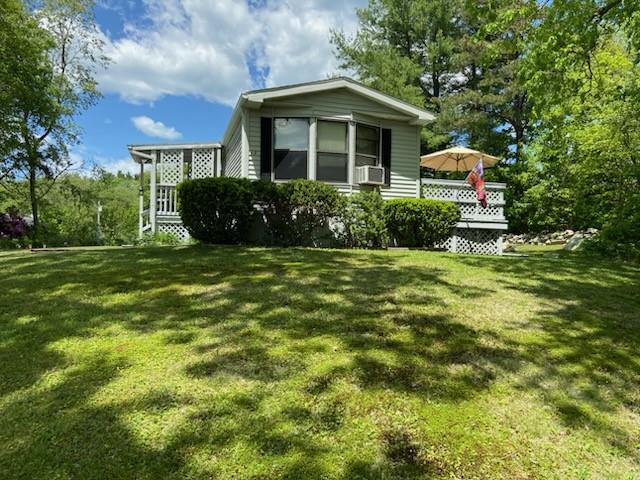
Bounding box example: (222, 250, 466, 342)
(586, 227, 599, 235)
(564, 233, 585, 251)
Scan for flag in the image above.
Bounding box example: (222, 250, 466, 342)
(465, 160, 488, 208)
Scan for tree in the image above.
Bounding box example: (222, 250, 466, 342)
(0, 0, 108, 243)
(517, 36, 640, 233)
(0, 0, 53, 181)
(332, 0, 538, 160)
(332, 0, 463, 149)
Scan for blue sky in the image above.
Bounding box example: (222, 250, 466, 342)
(77, 0, 365, 174)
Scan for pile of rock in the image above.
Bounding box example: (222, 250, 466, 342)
(504, 228, 599, 252)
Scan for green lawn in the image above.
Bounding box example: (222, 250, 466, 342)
(1, 246, 639, 479)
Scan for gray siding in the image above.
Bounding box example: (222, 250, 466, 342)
(243, 87, 420, 198)
(224, 120, 242, 178)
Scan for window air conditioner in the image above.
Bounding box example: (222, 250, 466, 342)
(355, 165, 385, 185)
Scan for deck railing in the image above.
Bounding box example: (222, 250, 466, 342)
(421, 179, 506, 223)
(157, 184, 179, 216)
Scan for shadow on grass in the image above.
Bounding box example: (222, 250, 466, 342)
(0, 246, 638, 477)
(454, 253, 640, 458)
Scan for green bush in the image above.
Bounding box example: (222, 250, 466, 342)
(337, 191, 388, 248)
(136, 231, 183, 247)
(252, 180, 297, 246)
(583, 200, 640, 262)
(177, 177, 255, 244)
(287, 180, 342, 246)
(254, 179, 342, 246)
(384, 198, 459, 247)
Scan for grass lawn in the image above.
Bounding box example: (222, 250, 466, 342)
(1, 246, 639, 479)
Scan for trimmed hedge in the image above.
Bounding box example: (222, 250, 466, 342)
(384, 198, 459, 247)
(177, 177, 255, 244)
(178, 178, 459, 249)
(338, 191, 389, 248)
(255, 179, 342, 246)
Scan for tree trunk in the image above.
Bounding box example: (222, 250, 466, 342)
(28, 162, 39, 245)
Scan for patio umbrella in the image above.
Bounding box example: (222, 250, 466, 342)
(420, 146, 500, 172)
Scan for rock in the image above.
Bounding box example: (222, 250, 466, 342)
(586, 227, 599, 235)
(564, 229, 575, 237)
(564, 233, 585, 251)
(531, 236, 540, 244)
(503, 243, 516, 253)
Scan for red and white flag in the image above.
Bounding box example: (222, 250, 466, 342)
(466, 160, 488, 209)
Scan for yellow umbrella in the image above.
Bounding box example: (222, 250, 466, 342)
(420, 146, 500, 172)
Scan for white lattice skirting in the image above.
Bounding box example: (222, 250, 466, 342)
(158, 222, 190, 241)
(437, 228, 503, 255)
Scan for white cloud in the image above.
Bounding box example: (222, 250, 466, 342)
(131, 116, 182, 140)
(98, 157, 140, 176)
(98, 0, 364, 106)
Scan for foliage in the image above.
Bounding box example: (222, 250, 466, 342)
(584, 198, 640, 262)
(0, 207, 30, 240)
(384, 198, 459, 247)
(511, 36, 640, 235)
(283, 179, 343, 246)
(254, 179, 342, 246)
(331, 0, 535, 158)
(337, 190, 389, 248)
(0, 169, 139, 247)
(177, 177, 255, 244)
(252, 180, 297, 246)
(0, 0, 108, 242)
(1, 246, 639, 478)
(136, 231, 183, 247)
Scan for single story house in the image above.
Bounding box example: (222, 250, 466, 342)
(130, 77, 507, 254)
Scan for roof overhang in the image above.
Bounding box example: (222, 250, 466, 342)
(128, 142, 221, 164)
(223, 77, 435, 144)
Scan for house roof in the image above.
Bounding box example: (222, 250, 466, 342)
(223, 77, 435, 144)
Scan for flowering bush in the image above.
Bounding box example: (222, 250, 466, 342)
(0, 207, 31, 248)
(0, 207, 30, 240)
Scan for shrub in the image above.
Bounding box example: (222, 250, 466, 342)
(252, 180, 297, 246)
(583, 200, 640, 261)
(0, 207, 31, 248)
(254, 179, 342, 246)
(337, 191, 388, 248)
(136, 231, 183, 247)
(177, 177, 255, 244)
(0, 207, 30, 239)
(384, 198, 459, 247)
(287, 179, 342, 246)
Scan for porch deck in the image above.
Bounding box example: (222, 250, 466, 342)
(421, 178, 508, 255)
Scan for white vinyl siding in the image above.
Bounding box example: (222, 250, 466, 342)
(224, 120, 242, 178)
(243, 87, 421, 199)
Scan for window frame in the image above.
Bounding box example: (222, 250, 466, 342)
(355, 123, 381, 168)
(316, 119, 349, 184)
(272, 117, 310, 181)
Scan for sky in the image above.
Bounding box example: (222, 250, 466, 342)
(77, 0, 366, 174)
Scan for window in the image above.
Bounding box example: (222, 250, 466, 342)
(274, 118, 308, 179)
(317, 120, 348, 182)
(356, 124, 380, 167)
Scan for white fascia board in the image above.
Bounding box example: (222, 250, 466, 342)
(244, 79, 435, 125)
(222, 97, 246, 146)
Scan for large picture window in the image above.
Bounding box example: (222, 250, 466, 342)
(274, 118, 308, 180)
(356, 124, 380, 167)
(316, 120, 348, 182)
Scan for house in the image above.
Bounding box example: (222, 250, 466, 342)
(129, 77, 507, 254)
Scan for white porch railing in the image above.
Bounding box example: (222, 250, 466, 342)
(157, 185, 179, 216)
(421, 178, 506, 223)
